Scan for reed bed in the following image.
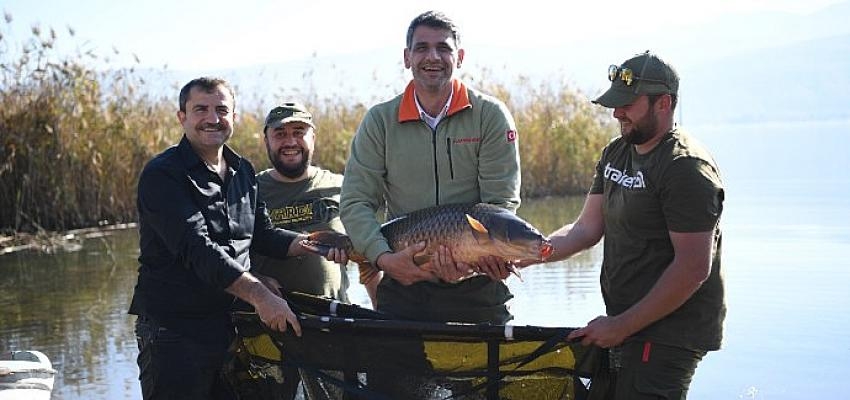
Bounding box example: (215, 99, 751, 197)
(0, 15, 614, 234)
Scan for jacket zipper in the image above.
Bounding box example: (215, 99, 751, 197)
(446, 137, 454, 180)
(431, 128, 440, 205)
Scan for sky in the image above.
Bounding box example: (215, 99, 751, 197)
(3, 0, 848, 119)
(1, 0, 844, 71)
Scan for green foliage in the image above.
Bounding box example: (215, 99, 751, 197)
(0, 16, 615, 233)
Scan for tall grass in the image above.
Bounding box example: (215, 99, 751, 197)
(0, 15, 615, 233)
(468, 71, 615, 197)
(0, 16, 175, 233)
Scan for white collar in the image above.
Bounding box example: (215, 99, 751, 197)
(414, 89, 453, 130)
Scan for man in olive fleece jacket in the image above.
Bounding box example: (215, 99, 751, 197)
(340, 10, 521, 325)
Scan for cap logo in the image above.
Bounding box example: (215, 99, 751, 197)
(506, 129, 517, 143)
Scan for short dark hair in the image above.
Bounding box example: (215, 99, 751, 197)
(406, 10, 460, 49)
(648, 93, 678, 112)
(178, 77, 236, 112)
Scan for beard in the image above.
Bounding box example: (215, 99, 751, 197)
(268, 145, 311, 179)
(621, 107, 658, 145)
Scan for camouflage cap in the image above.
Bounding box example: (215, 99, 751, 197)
(264, 102, 314, 129)
(593, 51, 678, 108)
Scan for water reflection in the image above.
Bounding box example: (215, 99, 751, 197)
(0, 230, 141, 399)
(516, 195, 585, 235)
(5, 121, 848, 400)
(510, 196, 605, 327)
(0, 195, 598, 399)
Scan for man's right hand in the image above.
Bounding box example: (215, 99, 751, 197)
(254, 294, 302, 336)
(375, 242, 436, 285)
(226, 273, 302, 336)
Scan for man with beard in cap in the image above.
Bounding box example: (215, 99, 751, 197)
(520, 51, 726, 399)
(248, 102, 379, 399)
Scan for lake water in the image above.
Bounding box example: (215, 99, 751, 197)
(1, 119, 848, 399)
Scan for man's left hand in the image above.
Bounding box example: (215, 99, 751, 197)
(427, 245, 474, 283)
(324, 247, 349, 266)
(566, 315, 629, 348)
(472, 255, 513, 281)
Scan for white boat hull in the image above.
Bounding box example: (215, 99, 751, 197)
(0, 351, 56, 400)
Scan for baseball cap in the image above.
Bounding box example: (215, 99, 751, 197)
(593, 51, 678, 108)
(264, 102, 314, 129)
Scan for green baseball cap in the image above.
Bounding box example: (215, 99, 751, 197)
(593, 51, 678, 108)
(264, 102, 314, 129)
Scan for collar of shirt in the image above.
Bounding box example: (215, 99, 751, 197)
(177, 135, 243, 177)
(414, 89, 453, 131)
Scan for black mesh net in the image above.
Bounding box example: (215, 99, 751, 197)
(226, 293, 605, 400)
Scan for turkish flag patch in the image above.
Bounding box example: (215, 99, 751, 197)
(505, 129, 517, 143)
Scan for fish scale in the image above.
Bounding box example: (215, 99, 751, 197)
(303, 203, 552, 270)
(384, 204, 475, 249)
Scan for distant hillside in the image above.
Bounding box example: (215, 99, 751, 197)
(135, 1, 850, 124)
(569, 1, 850, 124)
(683, 33, 850, 124)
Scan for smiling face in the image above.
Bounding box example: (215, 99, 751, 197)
(177, 85, 235, 156)
(612, 95, 659, 146)
(264, 121, 315, 180)
(404, 25, 464, 94)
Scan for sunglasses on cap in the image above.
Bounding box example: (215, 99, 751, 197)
(607, 65, 669, 88)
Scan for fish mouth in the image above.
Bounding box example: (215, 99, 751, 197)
(540, 240, 554, 260)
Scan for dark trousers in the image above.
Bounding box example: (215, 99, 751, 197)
(376, 276, 513, 324)
(366, 276, 514, 398)
(601, 340, 706, 400)
(135, 316, 236, 400)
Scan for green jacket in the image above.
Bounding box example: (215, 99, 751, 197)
(341, 79, 521, 263)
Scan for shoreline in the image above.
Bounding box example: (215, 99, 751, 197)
(0, 223, 137, 256)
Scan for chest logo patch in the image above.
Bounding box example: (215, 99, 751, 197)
(453, 137, 481, 144)
(269, 203, 314, 226)
(603, 162, 646, 189)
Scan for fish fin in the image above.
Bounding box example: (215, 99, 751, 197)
(507, 264, 524, 282)
(466, 214, 490, 243)
(419, 261, 434, 272)
(413, 254, 432, 265)
(465, 214, 488, 234)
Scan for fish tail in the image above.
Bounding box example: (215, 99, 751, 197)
(358, 262, 381, 308)
(357, 262, 381, 285)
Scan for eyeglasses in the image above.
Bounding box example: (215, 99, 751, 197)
(608, 65, 669, 87)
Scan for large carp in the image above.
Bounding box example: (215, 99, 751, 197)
(301, 203, 553, 282)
